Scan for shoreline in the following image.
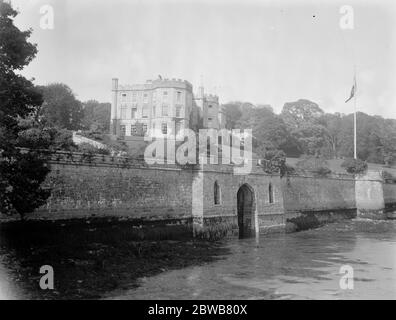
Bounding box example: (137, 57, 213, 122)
(0, 219, 230, 300)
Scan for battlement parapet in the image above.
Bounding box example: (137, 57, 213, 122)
(117, 78, 192, 91)
(205, 94, 219, 101)
(151, 78, 193, 90)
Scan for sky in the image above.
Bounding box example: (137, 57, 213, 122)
(10, 0, 396, 118)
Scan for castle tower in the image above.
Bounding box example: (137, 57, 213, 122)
(110, 77, 193, 141)
(110, 78, 119, 135)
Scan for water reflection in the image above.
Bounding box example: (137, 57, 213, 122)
(110, 219, 396, 300)
(0, 253, 26, 300)
(1, 219, 395, 299)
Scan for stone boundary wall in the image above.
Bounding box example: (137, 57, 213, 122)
(1, 151, 394, 233)
(384, 183, 396, 208)
(6, 151, 197, 222)
(281, 173, 357, 216)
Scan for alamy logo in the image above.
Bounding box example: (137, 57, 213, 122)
(144, 128, 253, 175)
(39, 5, 54, 30)
(339, 5, 354, 30)
(39, 265, 54, 290)
(339, 265, 354, 290)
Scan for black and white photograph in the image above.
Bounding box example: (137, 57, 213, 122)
(0, 0, 396, 306)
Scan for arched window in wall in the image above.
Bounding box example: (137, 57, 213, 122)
(214, 181, 221, 205)
(269, 183, 274, 203)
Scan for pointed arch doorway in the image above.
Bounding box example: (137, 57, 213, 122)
(237, 184, 256, 238)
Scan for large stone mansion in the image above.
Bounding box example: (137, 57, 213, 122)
(110, 77, 226, 139)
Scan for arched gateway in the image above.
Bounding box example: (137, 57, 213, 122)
(237, 184, 256, 238)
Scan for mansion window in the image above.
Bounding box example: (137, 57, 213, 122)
(120, 107, 127, 119)
(175, 121, 181, 135)
(132, 92, 137, 102)
(176, 91, 182, 102)
(143, 93, 148, 103)
(161, 123, 167, 134)
(121, 93, 127, 103)
(120, 125, 126, 136)
(130, 124, 146, 137)
(176, 105, 182, 118)
(162, 104, 168, 116)
(131, 108, 137, 119)
(131, 125, 137, 136)
(142, 105, 149, 118)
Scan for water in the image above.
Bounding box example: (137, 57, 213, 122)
(0, 219, 395, 299)
(0, 253, 26, 299)
(109, 219, 396, 300)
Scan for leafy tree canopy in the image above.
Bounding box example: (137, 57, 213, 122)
(81, 100, 111, 133)
(37, 83, 83, 130)
(0, 1, 50, 218)
(222, 98, 396, 166)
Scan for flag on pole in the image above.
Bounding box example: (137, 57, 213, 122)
(345, 75, 357, 103)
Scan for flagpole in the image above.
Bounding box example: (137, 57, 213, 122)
(354, 95, 357, 159)
(353, 68, 357, 159)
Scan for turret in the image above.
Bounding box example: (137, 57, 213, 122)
(110, 78, 118, 135)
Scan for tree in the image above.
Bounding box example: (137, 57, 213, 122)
(81, 100, 111, 133)
(337, 112, 386, 163)
(220, 97, 396, 166)
(319, 113, 342, 158)
(281, 99, 324, 129)
(38, 83, 83, 130)
(0, 1, 50, 218)
(225, 102, 300, 157)
(295, 123, 328, 156)
(281, 99, 328, 157)
(379, 119, 396, 166)
(222, 102, 242, 129)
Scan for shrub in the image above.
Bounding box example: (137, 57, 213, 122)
(341, 158, 368, 174)
(103, 138, 128, 155)
(313, 166, 332, 176)
(258, 149, 286, 174)
(286, 215, 322, 232)
(17, 124, 77, 152)
(80, 130, 105, 141)
(78, 142, 109, 155)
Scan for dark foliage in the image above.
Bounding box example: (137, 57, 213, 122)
(37, 83, 83, 130)
(222, 98, 396, 166)
(81, 100, 111, 133)
(78, 142, 110, 156)
(0, 1, 50, 218)
(341, 158, 368, 174)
